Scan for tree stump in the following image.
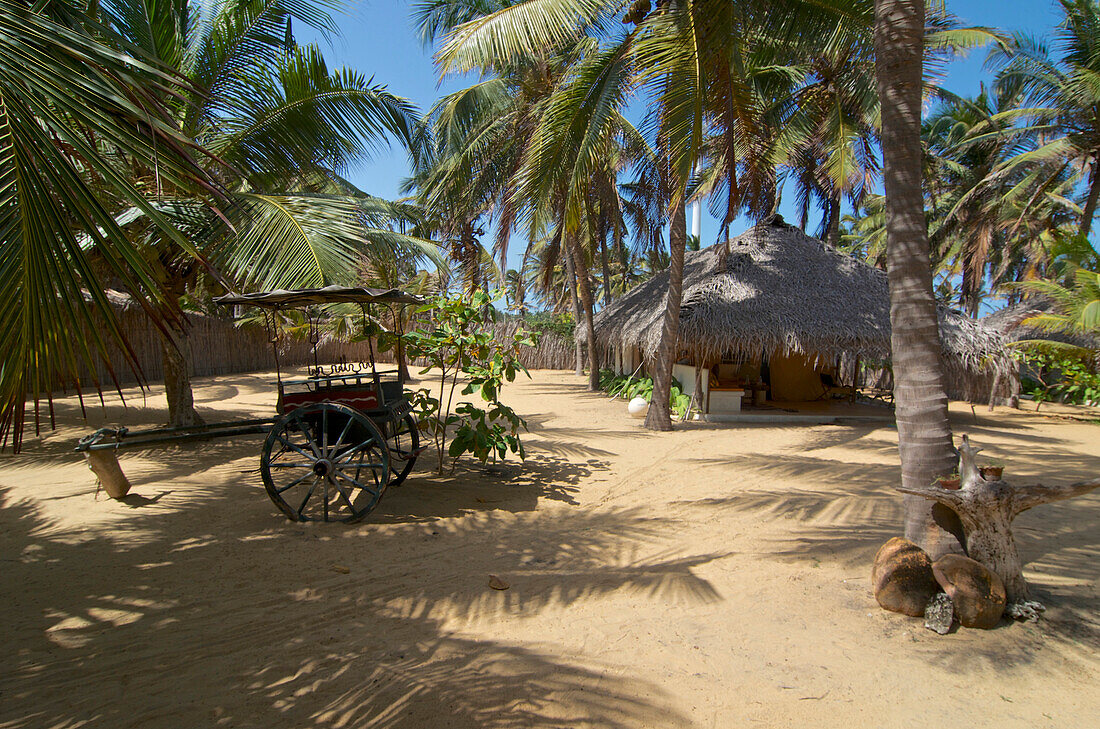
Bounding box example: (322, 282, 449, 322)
(895, 435, 1099, 609)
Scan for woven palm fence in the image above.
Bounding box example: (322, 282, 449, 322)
(70, 309, 572, 390)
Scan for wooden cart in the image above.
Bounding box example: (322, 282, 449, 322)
(77, 286, 424, 523)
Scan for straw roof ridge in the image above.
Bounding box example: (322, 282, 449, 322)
(591, 222, 1007, 374)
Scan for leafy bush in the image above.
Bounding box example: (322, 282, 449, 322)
(1055, 356, 1100, 405)
(1015, 346, 1100, 408)
(392, 290, 533, 473)
(598, 369, 694, 418)
(522, 311, 575, 343)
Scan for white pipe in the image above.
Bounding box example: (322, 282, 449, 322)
(691, 200, 702, 240)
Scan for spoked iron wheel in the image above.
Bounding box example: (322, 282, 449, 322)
(384, 413, 420, 487)
(261, 403, 390, 522)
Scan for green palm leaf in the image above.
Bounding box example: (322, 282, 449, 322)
(0, 1, 223, 449)
(220, 193, 443, 291)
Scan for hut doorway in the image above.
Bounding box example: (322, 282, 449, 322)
(769, 353, 824, 401)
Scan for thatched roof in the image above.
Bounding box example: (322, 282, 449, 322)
(591, 221, 1006, 375)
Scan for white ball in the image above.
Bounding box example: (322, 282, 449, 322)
(627, 396, 649, 418)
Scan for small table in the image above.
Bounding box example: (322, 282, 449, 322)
(708, 387, 746, 414)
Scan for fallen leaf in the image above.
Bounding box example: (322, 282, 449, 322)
(488, 575, 509, 590)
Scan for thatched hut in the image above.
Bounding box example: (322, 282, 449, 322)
(590, 221, 1010, 415)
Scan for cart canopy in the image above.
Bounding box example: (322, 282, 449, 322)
(214, 285, 423, 309)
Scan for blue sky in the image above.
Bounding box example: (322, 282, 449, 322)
(309, 1, 1067, 269)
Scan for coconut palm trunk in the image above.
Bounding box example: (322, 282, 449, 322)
(874, 0, 961, 558)
(644, 201, 687, 431)
(600, 229, 613, 306)
(563, 237, 584, 376)
(160, 323, 204, 428)
(154, 266, 204, 428)
(825, 192, 841, 246)
(1081, 159, 1100, 238)
(568, 231, 601, 391)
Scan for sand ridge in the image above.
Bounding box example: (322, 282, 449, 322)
(1, 369, 1097, 728)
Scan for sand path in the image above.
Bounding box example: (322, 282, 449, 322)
(1, 369, 1097, 728)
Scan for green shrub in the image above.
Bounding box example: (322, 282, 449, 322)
(598, 368, 694, 418)
(392, 290, 533, 473)
(522, 311, 575, 343)
(1015, 346, 1100, 408)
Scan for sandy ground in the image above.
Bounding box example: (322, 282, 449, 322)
(1, 368, 1098, 729)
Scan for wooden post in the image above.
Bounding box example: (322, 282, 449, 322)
(84, 451, 132, 499)
(695, 364, 704, 412)
(851, 356, 860, 403)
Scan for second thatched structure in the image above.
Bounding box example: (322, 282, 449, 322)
(589, 221, 1012, 408)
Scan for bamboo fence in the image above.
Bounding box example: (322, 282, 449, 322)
(71, 310, 574, 391)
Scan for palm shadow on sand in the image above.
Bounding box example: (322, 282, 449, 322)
(680, 436, 1100, 672)
(0, 458, 722, 729)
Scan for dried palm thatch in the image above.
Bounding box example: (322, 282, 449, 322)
(590, 221, 1010, 388)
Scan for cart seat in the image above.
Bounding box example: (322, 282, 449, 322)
(279, 380, 404, 415)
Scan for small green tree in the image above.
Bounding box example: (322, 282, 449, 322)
(398, 290, 533, 474)
(1014, 345, 1100, 409)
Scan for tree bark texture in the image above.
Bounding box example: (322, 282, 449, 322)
(600, 233, 613, 306)
(825, 192, 841, 247)
(644, 202, 687, 431)
(896, 436, 1100, 604)
(1081, 157, 1100, 239)
(875, 0, 961, 559)
(568, 231, 601, 391)
(161, 322, 205, 428)
(563, 239, 584, 376)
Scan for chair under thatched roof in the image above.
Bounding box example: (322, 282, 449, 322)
(590, 221, 1009, 391)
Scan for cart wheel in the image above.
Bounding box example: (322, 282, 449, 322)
(261, 403, 390, 522)
(386, 413, 420, 487)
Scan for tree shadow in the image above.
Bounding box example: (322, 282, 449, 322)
(678, 446, 1100, 667)
(376, 453, 604, 520)
(0, 480, 716, 728)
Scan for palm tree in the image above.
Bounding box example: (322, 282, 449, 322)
(0, 1, 231, 448)
(992, 0, 1100, 238)
(840, 194, 888, 267)
(785, 34, 879, 245)
(1015, 263, 1100, 349)
(921, 79, 1082, 316)
(107, 0, 432, 425)
(400, 80, 518, 295)
(434, 0, 874, 428)
(874, 0, 961, 557)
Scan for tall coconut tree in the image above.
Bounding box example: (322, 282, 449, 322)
(874, 0, 961, 557)
(107, 0, 433, 426)
(785, 33, 879, 245)
(434, 0, 873, 428)
(923, 83, 1077, 315)
(990, 0, 1100, 238)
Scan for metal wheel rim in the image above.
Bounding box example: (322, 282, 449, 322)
(260, 402, 390, 522)
(386, 413, 419, 487)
